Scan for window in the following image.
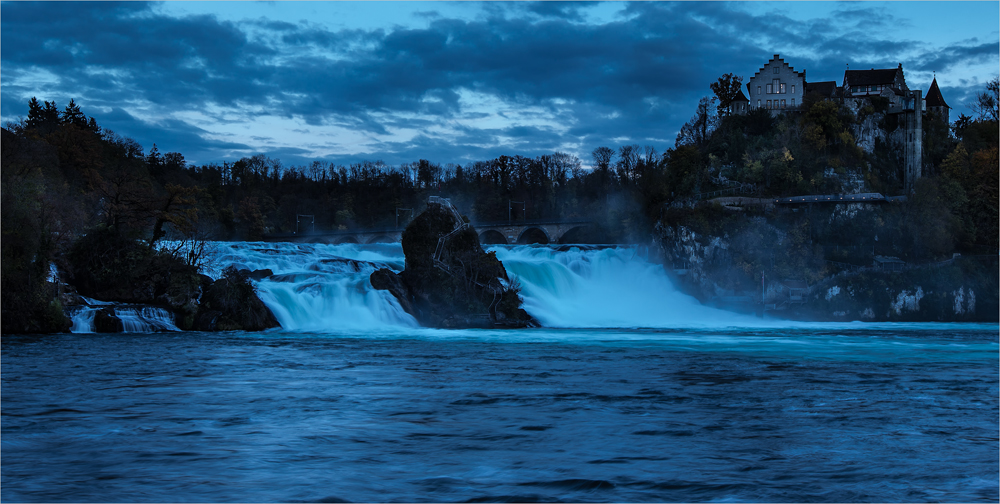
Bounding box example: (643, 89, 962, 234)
(766, 84, 772, 94)
(757, 99, 761, 108)
(757, 85, 761, 95)
(791, 98, 795, 107)
(773, 66, 780, 74)
(767, 100, 772, 109)
(791, 84, 795, 94)
(780, 83, 786, 94)
(781, 99, 786, 109)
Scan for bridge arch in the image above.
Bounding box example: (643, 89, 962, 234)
(365, 234, 395, 244)
(558, 225, 591, 244)
(517, 227, 550, 245)
(334, 235, 360, 244)
(479, 229, 508, 245)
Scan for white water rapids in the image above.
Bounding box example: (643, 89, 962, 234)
(196, 241, 761, 331)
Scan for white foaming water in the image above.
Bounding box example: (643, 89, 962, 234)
(493, 245, 760, 328)
(69, 306, 180, 333)
(70, 307, 98, 333)
(207, 242, 763, 331)
(117, 307, 180, 332)
(205, 242, 417, 331)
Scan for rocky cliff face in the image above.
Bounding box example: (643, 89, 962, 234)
(797, 259, 998, 322)
(654, 220, 999, 322)
(371, 198, 536, 328)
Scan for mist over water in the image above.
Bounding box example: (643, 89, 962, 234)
(494, 245, 758, 328)
(203, 242, 765, 333)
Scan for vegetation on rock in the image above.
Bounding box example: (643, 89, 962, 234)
(373, 201, 535, 328)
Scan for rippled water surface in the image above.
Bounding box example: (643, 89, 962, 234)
(3, 326, 997, 502)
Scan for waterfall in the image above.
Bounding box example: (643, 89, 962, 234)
(493, 245, 753, 328)
(205, 242, 418, 331)
(70, 307, 98, 333)
(68, 306, 180, 333)
(116, 307, 181, 332)
(205, 242, 752, 331)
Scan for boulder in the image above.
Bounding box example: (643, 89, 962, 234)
(371, 197, 536, 328)
(196, 266, 280, 331)
(93, 307, 124, 333)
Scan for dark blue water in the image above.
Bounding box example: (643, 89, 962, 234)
(2, 326, 998, 502)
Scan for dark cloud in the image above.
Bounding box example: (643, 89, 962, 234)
(2, 1, 997, 166)
(97, 107, 253, 161)
(914, 41, 1000, 74)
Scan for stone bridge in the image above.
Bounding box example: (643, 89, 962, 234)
(262, 219, 592, 245)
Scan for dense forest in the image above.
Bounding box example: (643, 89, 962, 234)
(2, 77, 997, 331)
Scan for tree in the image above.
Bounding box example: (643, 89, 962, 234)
(148, 184, 203, 248)
(61, 99, 88, 128)
(591, 146, 615, 190)
(26, 97, 60, 132)
(676, 97, 717, 149)
(970, 76, 999, 122)
(710, 73, 744, 117)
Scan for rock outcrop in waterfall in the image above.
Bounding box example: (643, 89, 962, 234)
(370, 197, 536, 328)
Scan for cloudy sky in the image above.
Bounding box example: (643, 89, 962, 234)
(2, 1, 997, 168)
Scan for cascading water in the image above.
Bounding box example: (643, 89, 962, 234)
(68, 306, 180, 333)
(116, 307, 181, 332)
(205, 242, 755, 331)
(203, 242, 418, 331)
(493, 245, 756, 328)
(70, 307, 98, 333)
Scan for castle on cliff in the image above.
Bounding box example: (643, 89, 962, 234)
(728, 54, 950, 192)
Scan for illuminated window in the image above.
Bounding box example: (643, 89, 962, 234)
(780, 83, 786, 93)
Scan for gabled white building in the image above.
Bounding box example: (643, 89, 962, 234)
(746, 54, 805, 115)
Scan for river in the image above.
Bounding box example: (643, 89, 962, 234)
(2, 243, 997, 502)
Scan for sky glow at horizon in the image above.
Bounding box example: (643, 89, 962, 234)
(2, 1, 997, 168)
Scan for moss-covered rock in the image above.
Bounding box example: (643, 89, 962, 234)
(372, 198, 536, 328)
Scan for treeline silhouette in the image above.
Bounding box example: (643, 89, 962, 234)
(2, 81, 997, 331)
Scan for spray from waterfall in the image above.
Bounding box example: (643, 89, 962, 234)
(203, 242, 753, 331)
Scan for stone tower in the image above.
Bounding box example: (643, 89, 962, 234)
(925, 77, 950, 124)
(903, 89, 923, 193)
